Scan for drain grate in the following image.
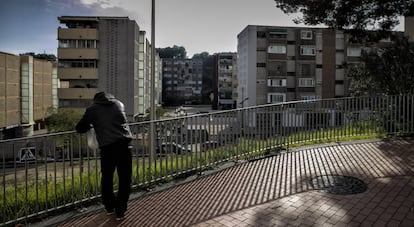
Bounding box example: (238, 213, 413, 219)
(310, 175, 367, 195)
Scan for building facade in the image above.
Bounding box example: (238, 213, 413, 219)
(213, 53, 238, 110)
(0, 52, 58, 139)
(162, 58, 203, 105)
(57, 16, 161, 121)
(237, 25, 414, 107)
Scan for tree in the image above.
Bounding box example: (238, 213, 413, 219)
(274, 0, 414, 41)
(349, 36, 414, 96)
(348, 36, 414, 133)
(156, 45, 187, 59)
(45, 108, 84, 132)
(20, 52, 57, 61)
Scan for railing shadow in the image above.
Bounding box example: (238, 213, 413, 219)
(57, 139, 414, 226)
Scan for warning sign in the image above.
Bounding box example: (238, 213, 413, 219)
(18, 147, 36, 162)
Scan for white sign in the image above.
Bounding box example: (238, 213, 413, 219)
(18, 147, 36, 162)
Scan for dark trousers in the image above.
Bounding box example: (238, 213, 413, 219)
(100, 140, 132, 215)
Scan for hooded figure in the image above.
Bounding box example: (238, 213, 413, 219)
(76, 92, 133, 221)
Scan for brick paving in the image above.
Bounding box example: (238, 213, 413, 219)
(52, 139, 414, 227)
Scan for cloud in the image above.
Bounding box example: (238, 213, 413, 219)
(78, 0, 151, 30)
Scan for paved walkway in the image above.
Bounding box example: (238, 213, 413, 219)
(43, 139, 414, 226)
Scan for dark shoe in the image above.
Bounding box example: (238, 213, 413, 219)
(105, 209, 114, 216)
(116, 214, 125, 221)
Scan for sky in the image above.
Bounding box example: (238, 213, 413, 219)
(0, 0, 405, 58)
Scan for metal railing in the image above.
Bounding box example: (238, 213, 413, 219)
(1, 95, 414, 226)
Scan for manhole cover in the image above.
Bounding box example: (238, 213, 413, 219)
(310, 175, 367, 195)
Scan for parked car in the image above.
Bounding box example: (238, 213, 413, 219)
(201, 141, 219, 152)
(156, 142, 191, 154)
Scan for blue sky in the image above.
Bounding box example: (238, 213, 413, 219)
(0, 0, 406, 57)
(0, 0, 93, 55)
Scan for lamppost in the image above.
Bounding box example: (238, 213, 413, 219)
(239, 87, 248, 137)
(149, 0, 156, 160)
(239, 97, 249, 108)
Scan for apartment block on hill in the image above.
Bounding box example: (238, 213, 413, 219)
(162, 58, 203, 105)
(212, 53, 238, 110)
(237, 22, 414, 108)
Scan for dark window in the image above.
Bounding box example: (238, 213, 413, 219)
(257, 31, 266, 38)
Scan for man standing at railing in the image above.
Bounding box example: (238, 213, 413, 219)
(76, 91, 133, 221)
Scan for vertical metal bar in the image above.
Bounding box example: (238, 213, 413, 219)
(207, 113, 212, 166)
(401, 95, 404, 133)
(24, 151, 28, 221)
(13, 143, 17, 223)
(44, 138, 49, 211)
(410, 94, 413, 133)
(70, 135, 74, 206)
(35, 140, 39, 213)
(161, 122, 166, 178)
(247, 107, 251, 155)
(175, 119, 180, 175)
(144, 123, 149, 184)
(149, 0, 156, 182)
(61, 136, 66, 206)
(331, 99, 334, 140)
(392, 95, 395, 134)
(403, 95, 406, 133)
(205, 115, 209, 163)
(2, 142, 6, 224)
(53, 138, 58, 208)
(95, 135, 99, 198)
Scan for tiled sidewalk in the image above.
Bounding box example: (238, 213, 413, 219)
(51, 139, 414, 226)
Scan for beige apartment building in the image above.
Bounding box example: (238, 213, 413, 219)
(237, 22, 414, 107)
(0, 52, 58, 139)
(57, 16, 161, 121)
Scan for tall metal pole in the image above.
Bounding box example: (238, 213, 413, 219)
(150, 0, 156, 159)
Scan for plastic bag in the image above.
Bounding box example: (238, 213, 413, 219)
(87, 128, 99, 150)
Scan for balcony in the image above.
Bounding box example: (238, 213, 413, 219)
(1, 95, 414, 226)
(58, 68, 98, 80)
(58, 87, 97, 99)
(58, 28, 98, 40)
(58, 48, 98, 59)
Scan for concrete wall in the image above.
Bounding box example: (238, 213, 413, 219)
(0, 52, 21, 128)
(98, 18, 140, 120)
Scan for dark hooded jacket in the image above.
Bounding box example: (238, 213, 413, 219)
(76, 92, 133, 148)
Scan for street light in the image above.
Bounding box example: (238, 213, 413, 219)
(149, 0, 156, 160)
(239, 97, 249, 108)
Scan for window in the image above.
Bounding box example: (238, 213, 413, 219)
(68, 40, 77, 48)
(300, 95, 316, 101)
(257, 79, 266, 84)
(59, 40, 69, 48)
(347, 46, 362, 57)
(298, 78, 315, 87)
(300, 64, 312, 77)
(268, 30, 287, 39)
(301, 30, 313, 40)
(257, 31, 266, 38)
(268, 93, 286, 103)
(300, 45, 316, 56)
(268, 45, 286, 54)
(59, 39, 97, 48)
(58, 60, 97, 68)
(268, 79, 286, 87)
